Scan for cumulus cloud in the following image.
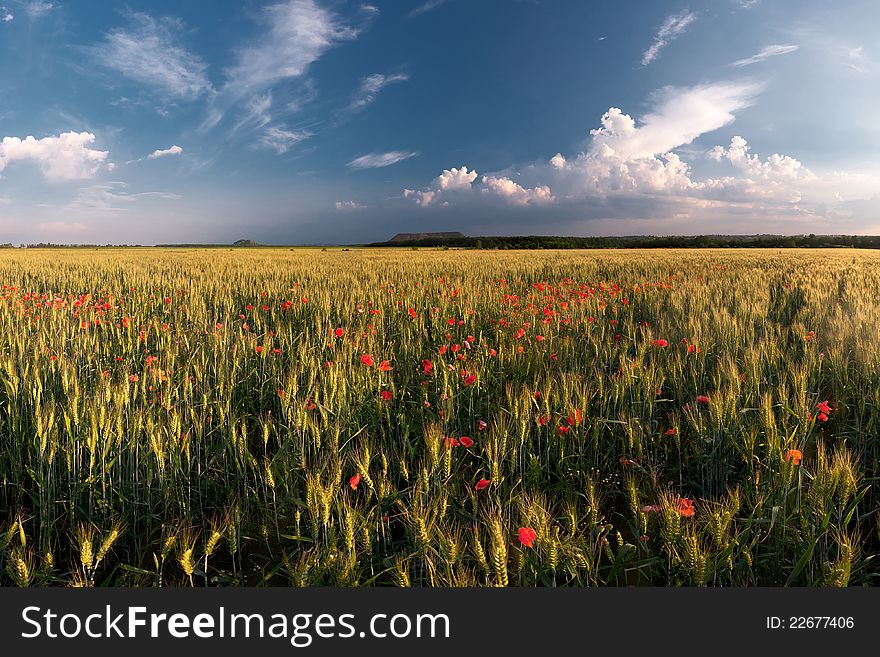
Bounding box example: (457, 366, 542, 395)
(405, 166, 552, 207)
(257, 126, 312, 154)
(0, 132, 109, 181)
(1, 7, 12, 22)
(348, 73, 409, 112)
(481, 176, 554, 205)
(400, 79, 864, 228)
(588, 82, 761, 160)
(731, 44, 799, 67)
(148, 145, 184, 159)
(335, 200, 365, 210)
(93, 13, 212, 101)
(708, 136, 814, 180)
(224, 0, 359, 99)
(347, 150, 418, 169)
(641, 11, 697, 66)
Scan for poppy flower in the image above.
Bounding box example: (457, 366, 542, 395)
(459, 436, 474, 448)
(380, 390, 393, 401)
(816, 400, 832, 415)
(255, 346, 263, 354)
(784, 449, 803, 465)
(335, 327, 344, 338)
(518, 527, 537, 548)
(128, 374, 139, 383)
(463, 374, 476, 386)
(514, 328, 526, 339)
(653, 339, 668, 347)
(360, 354, 375, 367)
(478, 420, 487, 431)
(349, 473, 362, 490)
(677, 498, 695, 518)
(445, 436, 460, 447)
(817, 413, 828, 422)
(664, 428, 677, 436)
(474, 478, 490, 491)
(696, 395, 710, 405)
(378, 360, 393, 372)
(687, 344, 700, 354)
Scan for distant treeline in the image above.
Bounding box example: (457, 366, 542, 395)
(368, 234, 880, 249)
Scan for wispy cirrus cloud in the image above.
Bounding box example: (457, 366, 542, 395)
(641, 10, 697, 66)
(223, 0, 360, 100)
(347, 150, 418, 169)
(731, 44, 799, 67)
(348, 73, 409, 113)
(407, 0, 449, 18)
(22, 1, 55, 18)
(91, 13, 213, 102)
(257, 126, 312, 154)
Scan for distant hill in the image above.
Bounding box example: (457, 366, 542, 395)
(233, 239, 258, 246)
(388, 231, 465, 243)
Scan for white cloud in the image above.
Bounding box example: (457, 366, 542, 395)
(0, 132, 109, 181)
(846, 46, 877, 76)
(731, 44, 799, 67)
(224, 0, 358, 99)
(23, 1, 54, 18)
(408, 0, 448, 18)
(148, 145, 184, 159)
(708, 136, 814, 180)
(335, 200, 365, 210)
(348, 73, 409, 112)
(403, 165, 478, 206)
(347, 150, 418, 169)
(481, 176, 554, 205)
(94, 13, 212, 101)
(641, 11, 697, 66)
(588, 82, 762, 160)
(1, 7, 12, 22)
(257, 126, 312, 154)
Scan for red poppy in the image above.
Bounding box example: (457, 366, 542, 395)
(421, 359, 433, 374)
(696, 395, 710, 405)
(664, 428, 677, 436)
(653, 339, 668, 347)
(378, 360, 393, 372)
(380, 390, 393, 401)
(784, 449, 803, 465)
(514, 328, 526, 339)
(360, 354, 374, 367)
(459, 436, 474, 448)
(463, 374, 476, 386)
(478, 420, 487, 431)
(518, 527, 537, 548)
(474, 478, 490, 491)
(677, 498, 695, 518)
(349, 473, 362, 490)
(445, 436, 460, 447)
(334, 327, 344, 338)
(817, 412, 828, 422)
(816, 399, 832, 415)
(255, 346, 263, 354)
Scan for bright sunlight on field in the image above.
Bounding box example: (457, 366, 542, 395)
(0, 248, 877, 586)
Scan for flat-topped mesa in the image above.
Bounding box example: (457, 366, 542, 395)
(388, 232, 466, 243)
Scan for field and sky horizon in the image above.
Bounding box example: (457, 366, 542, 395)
(1, 1, 879, 592)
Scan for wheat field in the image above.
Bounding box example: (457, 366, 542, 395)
(0, 247, 877, 586)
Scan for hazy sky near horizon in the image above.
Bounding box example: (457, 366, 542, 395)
(1, 0, 879, 244)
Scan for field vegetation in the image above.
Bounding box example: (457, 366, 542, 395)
(0, 248, 877, 586)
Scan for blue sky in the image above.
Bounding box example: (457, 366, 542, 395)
(0, 0, 878, 244)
